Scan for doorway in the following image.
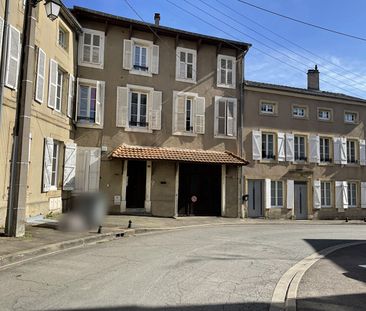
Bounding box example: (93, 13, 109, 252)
(248, 180, 264, 218)
(178, 163, 221, 216)
(126, 160, 146, 210)
(294, 182, 308, 220)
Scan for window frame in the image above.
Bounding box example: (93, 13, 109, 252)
(344, 111, 358, 124)
(77, 82, 97, 125)
(292, 104, 308, 119)
(129, 38, 154, 77)
(129, 91, 149, 128)
(347, 139, 358, 164)
(58, 25, 68, 51)
(294, 135, 307, 162)
(321, 181, 332, 208)
(259, 100, 277, 116)
(215, 96, 237, 138)
(317, 107, 333, 122)
(217, 54, 236, 89)
(176, 47, 197, 83)
(271, 180, 283, 208)
(79, 28, 105, 69)
(347, 182, 357, 208)
(320, 137, 332, 163)
(55, 68, 64, 112)
(262, 132, 275, 160)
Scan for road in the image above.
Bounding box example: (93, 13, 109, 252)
(1, 223, 366, 311)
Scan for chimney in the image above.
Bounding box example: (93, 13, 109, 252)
(307, 65, 320, 91)
(154, 13, 160, 26)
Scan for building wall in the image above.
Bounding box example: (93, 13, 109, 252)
(243, 86, 366, 219)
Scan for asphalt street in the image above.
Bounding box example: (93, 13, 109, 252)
(1, 223, 366, 311)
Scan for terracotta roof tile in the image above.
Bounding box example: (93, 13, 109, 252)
(110, 144, 248, 166)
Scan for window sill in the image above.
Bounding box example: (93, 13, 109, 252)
(175, 77, 196, 84)
(76, 122, 103, 129)
(319, 162, 333, 166)
(129, 69, 152, 77)
(78, 61, 104, 70)
(124, 127, 153, 133)
(259, 112, 278, 117)
(214, 135, 237, 140)
(292, 116, 308, 120)
(260, 159, 277, 164)
(217, 83, 235, 89)
(269, 206, 283, 209)
(173, 132, 197, 137)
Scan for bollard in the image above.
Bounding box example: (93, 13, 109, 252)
(98, 225, 102, 234)
(128, 220, 132, 229)
(345, 217, 349, 223)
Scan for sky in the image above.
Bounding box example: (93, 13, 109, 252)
(63, 0, 366, 98)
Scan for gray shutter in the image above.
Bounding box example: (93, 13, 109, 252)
(264, 178, 271, 209)
(75, 147, 87, 192)
(226, 99, 236, 137)
(360, 139, 366, 166)
(192, 51, 197, 82)
(336, 181, 348, 210)
(67, 74, 75, 118)
(75, 78, 80, 122)
(287, 180, 294, 210)
(95, 81, 105, 125)
(194, 96, 205, 134)
(340, 137, 347, 164)
(174, 91, 185, 133)
(252, 130, 262, 161)
(361, 182, 366, 208)
(217, 56, 222, 86)
(63, 143, 77, 190)
(43, 137, 54, 192)
(309, 134, 320, 163)
(286, 133, 294, 162)
(277, 132, 285, 162)
(333, 137, 341, 164)
(150, 90, 162, 130)
(88, 148, 101, 192)
(123, 39, 133, 70)
(313, 180, 321, 209)
(5, 25, 21, 90)
(47, 59, 58, 108)
(151, 45, 159, 74)
(116, 86, 128, 127)
(35, 48, 46, 103)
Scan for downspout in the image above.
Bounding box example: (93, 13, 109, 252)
(0, 0, 11, 127)
(239, 48, 249, 218)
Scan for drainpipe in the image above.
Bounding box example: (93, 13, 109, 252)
(0, 0, 11, 127)
(239, 49, 249, 219)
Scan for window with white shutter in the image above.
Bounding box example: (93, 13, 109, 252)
(271, 180, 283, 208)
(48, 59, 58, 109)
(5, 25, 21, 90)
(195, 96, 205, 134)
(63, 143, 77, 190)
(346, 139, 357, 164)
(217, 55, 236, 88)
(95, 81, 105, 125)
(335, 181, 348, 210)
(294, 135, 307, 162)
(309, 134, 320, 163)
(321, 181, 332, 208)
(116, 86, 128, 128)
(333, 137, 341, 164)
(35, 48, 46, 103)
(252, 130, 262, 161)
(347, 182, 357, 208)
(150, 91, 162, 130)
(78, 28, 105, 69)
(67, 75, 75, 118)
(313, 180, 321, 209)
(320, 137, 331, 163)
(277, 132, 285, 162)
(340, 137, 347, 164)
(262, 132, 275, 160)
(286, 133, 294, 162)
(176, 47, 196, 83)
(214, 96, 237, 138)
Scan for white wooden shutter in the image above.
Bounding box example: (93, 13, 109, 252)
(67, 74, 75, 118)
(5, 25, 21, 90)
(333, 137, 341, 164)
(173, 91, 185, 133)
(286, 133, 294, 162)
(252, 130, 262, 161)
(63, 143, 77, 190)
(116, 86, 128, 127)
(88, 148, 101, 192)
(75, 148, 87, 192)
(0, 17, 4, 66)
(277, 132, 285, 162)
(313, 180, 321, 209)
(360, 139, 366, 166)
(265, 178, 271, 209)
(309, 134, 320, 163)
(95, 81, 105, 125)
(361, 182, 366, 208)
(336, 181, 348, 210)
(287, 180, 294, 210)
(150, 90, 162, 130)
(216, 56, 222, 85)
(192, 52, 197, 82)
(47, 59, 58, 108)
(123, 39, 133, 70)
(151, 45, 159, 74)
(35, 48, 46, 103)
(226, 99, 237, 137)
(194, 96, 205, 134)
(43, 137, 54, 192)
(340, 138, 347, 165)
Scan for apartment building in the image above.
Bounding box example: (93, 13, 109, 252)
(243, 66, 366, 220)
(0, 0, 81, 228)
(70, 7, 250, 218)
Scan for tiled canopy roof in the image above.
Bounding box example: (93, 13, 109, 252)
(110, 144, 248, 166)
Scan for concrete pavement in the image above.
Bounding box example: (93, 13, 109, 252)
(0, 223, 366, 310)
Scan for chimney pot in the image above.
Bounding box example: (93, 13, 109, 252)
(154, 13, 160, 26)
(307, 65, 320, 91)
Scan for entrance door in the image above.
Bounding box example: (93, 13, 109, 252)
(248, 180, 263, 218)
(126, 160, 146, 210)
(294, 182, 308, 220)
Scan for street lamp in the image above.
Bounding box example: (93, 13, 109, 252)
(44, 0, 62, 21)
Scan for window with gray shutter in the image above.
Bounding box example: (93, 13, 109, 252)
(5, 25, 21, 90)
(48, 59, 58, 109)
(35, 48, 46, 103)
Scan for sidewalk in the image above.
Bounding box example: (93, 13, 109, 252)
(296, 243, 366, 311)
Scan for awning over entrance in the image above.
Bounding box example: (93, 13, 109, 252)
(110, 144, 249, 166)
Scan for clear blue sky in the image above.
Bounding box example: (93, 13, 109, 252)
(63, 0, 366, 98)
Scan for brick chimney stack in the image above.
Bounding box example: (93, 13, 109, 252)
(154, 13, 160, 26)
(307, 65, 320, 91)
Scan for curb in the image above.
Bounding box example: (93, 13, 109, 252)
(269, 240, 366, 311)
(0, 229, 135, 270)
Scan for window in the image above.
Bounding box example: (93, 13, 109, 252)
(133, 45, 148, 72)
(347, 140, 357, 163)
(58, 27, 68, 50)
(271, 181, 283, 207)
(176, 47, 196, 82)
(215, 97, 237, 137)
(320, 137, 331, 162)
(262, 133, 275, 160)
(55, 69, 64, 112)
(260, 101, 276, 115)
(217, 55, 236, 88)
(79, 29, 104, 69)
(50, 141, 60, 189)
(344, 111, 358, 124)
(294, 135, 306, 161)
(318, 108, 332, 121)
(78, 84, 96, 123)
(185, 98, 193, 132)
(130, 91, 148, 128)
(348, 182, 357, 207)
(292, 105, 307, 118)
(321, 181, 332, 207)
